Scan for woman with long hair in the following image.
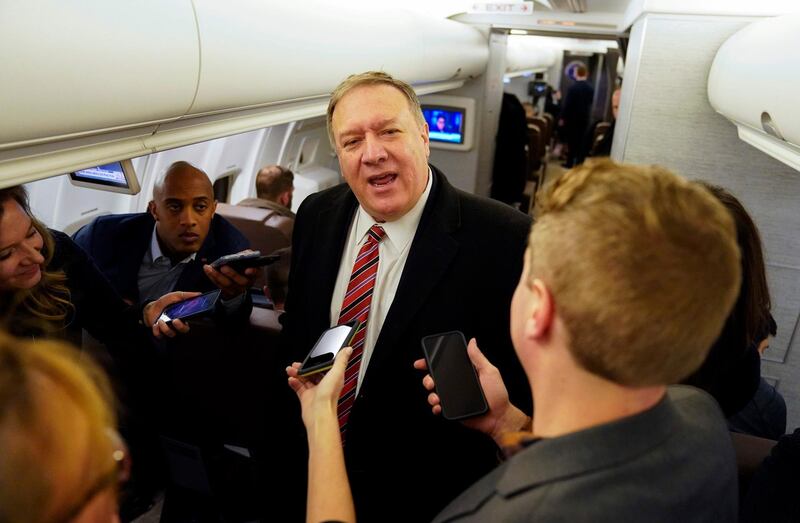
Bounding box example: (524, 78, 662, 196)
(684, 183, 773, 417)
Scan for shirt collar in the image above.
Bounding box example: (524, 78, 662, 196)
(353, 167, 433, 253)
(149, 226, 196, 264)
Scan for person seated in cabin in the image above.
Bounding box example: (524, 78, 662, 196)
(237, 164, 296, 244)
(0, 185, 191, 520)
(73, 161, 256, 314)
(265, 246, 291, 311)
(683, 183, 773, 419)
(288, 159, 741, 522)
(728, 314, 787, 440)
(0, 330, 127, 523)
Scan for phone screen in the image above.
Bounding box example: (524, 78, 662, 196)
(422, 331, 488, 420)
(160, 291, 220, 322)
(298, 323, 357, 375)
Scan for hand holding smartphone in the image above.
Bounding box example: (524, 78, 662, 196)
(297, 321, 360, 377)
(421, 331, 488, 420)
(210, 251, 280, 273)
(157, 289, 221, 326)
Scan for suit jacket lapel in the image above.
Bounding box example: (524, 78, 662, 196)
(313, 187, 359, 328)
(362, 167, 460, 385)
(121, 215, 157, 302)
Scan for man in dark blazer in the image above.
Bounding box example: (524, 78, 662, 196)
(74, 161, 254, 307)
(291, 160, 743, 523)
(273, 71, 532, 523)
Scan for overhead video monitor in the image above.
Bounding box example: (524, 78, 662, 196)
(424, 106, 465, 145)
(419, 95, 476, 152)
(69, 159, 141, 195)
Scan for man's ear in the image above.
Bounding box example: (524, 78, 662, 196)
(421, 122, 430, 158)
(148, 201, 158, 221)
(279, 190, 291, 208)
(211, 200, 217, 215)
(525, 279, 555, 340)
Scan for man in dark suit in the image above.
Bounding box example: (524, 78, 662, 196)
(274, 71, 532, 522)
(560, 64, 595, 167)
(291, 159, 743, 523)
(74, 161, 255, 307)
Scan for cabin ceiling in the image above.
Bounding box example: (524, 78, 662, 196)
(449, 0, 631, 36)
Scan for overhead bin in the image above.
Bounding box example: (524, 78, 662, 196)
(0, 0, 488, 187)
(0, 0, 199, 149)
(504, 36, 558, 76)
(708, 14, 800, 172)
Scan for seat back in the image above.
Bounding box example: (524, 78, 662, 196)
(731, 431, 778, 501)
(527, 123, 544, 177)
(530, 115, 550, 144)
(216, 202, 292, 287)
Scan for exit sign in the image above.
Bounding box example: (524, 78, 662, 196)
(469, 2, 535, 14)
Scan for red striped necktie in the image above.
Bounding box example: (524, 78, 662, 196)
(337, 224, 386, 440)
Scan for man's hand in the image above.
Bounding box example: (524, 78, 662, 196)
(203, 255, 258, 299)
(414, 338, 531, 443)
(143, 291, 199, 338)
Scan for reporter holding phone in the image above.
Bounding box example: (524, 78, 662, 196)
(0, 185, 194, 519)
(73, 161, 257, 319)
(290, 160, 742, 522)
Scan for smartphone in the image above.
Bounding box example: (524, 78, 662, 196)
(297, 321, 360, 377)
(211, 251, 280, 272)
(157, 289, 221, 325)
(421, 331, 488, 421)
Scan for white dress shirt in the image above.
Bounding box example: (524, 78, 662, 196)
(137, 227, 196, 304)
(330, 170, 433, 393)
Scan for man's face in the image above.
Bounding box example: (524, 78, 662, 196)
(436, 117, 446, 131)
(331, 84, 430, 222)
(149, 167, 216, 258)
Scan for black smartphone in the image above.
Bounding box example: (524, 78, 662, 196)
(297, 321, 360, 377)
(211, 251, 280, 272)
(157, 289, 221, 325)
(421, 331, 488, 421)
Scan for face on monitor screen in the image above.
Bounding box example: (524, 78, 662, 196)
(423, 106, 465, 145)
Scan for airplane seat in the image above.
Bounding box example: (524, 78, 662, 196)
(527, 124, 544, 177)
(591, 121, 612, 154)
(530, 115, 550, 145)
(731, 431, 778, 502)
(215, 202, 292, 288)
(541, 113, 554, 145)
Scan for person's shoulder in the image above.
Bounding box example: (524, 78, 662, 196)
(457, 189, 532, 231)
(85, 212, 150, 232)
(669, 385, 728, 423)
(297, 182, 352, 214)
(48, 228, 90, 271)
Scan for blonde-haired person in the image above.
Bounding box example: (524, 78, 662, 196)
(0, 185, 194, 518)
(289, 158, 742, 522)
(0, 330, 127, 522)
